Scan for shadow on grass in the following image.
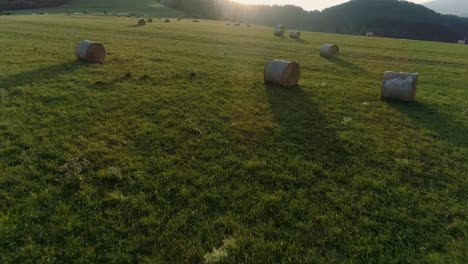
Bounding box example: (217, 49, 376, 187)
(266, 84, 347, 162)
(393, 101, 468, 147)
(128, 24, 146, 27)
(331, 57, 368, 73)
(294, 38, 310, 44)
(0, 61, 85, 89)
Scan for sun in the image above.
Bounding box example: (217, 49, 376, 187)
(233, 0, 287, 6)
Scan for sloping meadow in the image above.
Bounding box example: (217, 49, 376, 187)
(0, 15, 467, 263)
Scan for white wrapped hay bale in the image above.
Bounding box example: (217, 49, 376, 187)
(381, 71, 418, 102)
(264, 60, 300, 87)
(290, 31, 301, 39)
(320, 44, 340, 58)
(75, 40, 106, 63)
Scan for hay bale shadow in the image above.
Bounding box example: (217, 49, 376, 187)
(393, 101, 468, 147)
(265, 84, 348, 162)
(294, 38, 309, 44)
(0, 61, 85, 90)
(330, 58, 368, 73)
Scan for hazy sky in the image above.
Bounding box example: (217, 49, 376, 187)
(234, 0, 430, 11)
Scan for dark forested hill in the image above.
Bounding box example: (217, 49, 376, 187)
(0, 0, 70, 9)
(315, 0, 468, 42)
(3, 0, 468, 43)
(0, 0, 181, 16)
(163, 0, 468, 43)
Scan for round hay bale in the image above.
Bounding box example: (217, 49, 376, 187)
(147, 18, 153, 23)
(274, 28, 285, 37)
(381, 71, 418, 102)
(76, 40, 106, 63)
(264, 60, 300, 87)
(138, 19, 146, 26)
(290, 31, 301, 39)
(320, 44, 339, 58)
(177, 17, 182, 21)
(193, 19, 200, 23)
(164, 18, 170, 23)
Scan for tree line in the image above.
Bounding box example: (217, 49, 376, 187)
(0, 0, 70, 10)
(2, 0, 468, 43)
(160, 0, 468, 43)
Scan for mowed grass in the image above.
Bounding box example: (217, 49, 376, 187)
(3, 0, 181, 17)
(0, 14, 467, 263)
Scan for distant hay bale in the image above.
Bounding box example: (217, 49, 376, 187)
(193, 19, 200, 23)
(234, 22, 240, 26)
(177, 17, 182, 21)
(147, 18, 153, 23)
(264, 60, 300, 87)
(226, 23, 231, 26)
(274, 28, 285, 37)
(366, 32, 374, 37)
(138, 19, 146, 26)
(290, 31, 301, 39)
(458, 40, 466, 45)
(320, 44, 340, 58)
(381, 71, 418, 102)
(165, 18, 170, 23)
(247, 23, 251, 27)
(76, 40, 106, 64)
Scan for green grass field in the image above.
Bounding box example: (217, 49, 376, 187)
(2, 0, 182, 17)
(0, 14, 467, 263)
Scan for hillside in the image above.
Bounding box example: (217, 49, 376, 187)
(161, 0, 468, 43)
(316, 0, 468, 41)
(3, 0, 468, 42)
(0, 0, 69, 9)
(0, 14, 467, 263)
(1, 0, 182, 16)
(424, 0, 468, 17)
